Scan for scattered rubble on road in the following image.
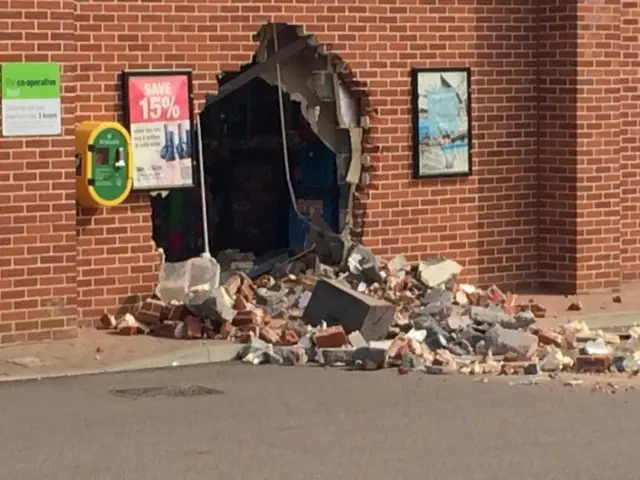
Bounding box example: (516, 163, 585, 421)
(98, 244, 640, 387)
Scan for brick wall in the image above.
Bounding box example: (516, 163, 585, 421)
(620, 1, 640, 280)
(574, 0, 622, 292)
(0, 0, 636, 344)
(537, 2, 579, 292)
(73, 0, 540, 315)
(0, 0, 77, 343)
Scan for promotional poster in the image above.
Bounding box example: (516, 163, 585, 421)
(125, 72, 194, 190)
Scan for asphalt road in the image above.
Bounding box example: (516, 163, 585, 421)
(0, 364, 637, 480)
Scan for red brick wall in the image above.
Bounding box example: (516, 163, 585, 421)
(574, 0, 622, 292)
(0, 0, 635, 343)
(537, 2, 579, 292)
(73, 0, 541, 308)
(0, 0, 77, 343)
(620, 1, 640, 280)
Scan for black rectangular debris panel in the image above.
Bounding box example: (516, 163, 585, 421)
(302, 279, 395, 342)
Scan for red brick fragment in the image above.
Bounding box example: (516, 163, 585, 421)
(99, 312, 117, 330)
(153, 321, 180, 339)
(118, 326, 138, 336)
(279, 329, 300, 346)
(536, 329, 563, 347)
(314, 326, 349, 349)
(165, 304, 188, 322)
(259, 326, 280, 344)
(183, 316, 202, 339)
(133, 298, 166, 326)
(576, 355, 611, 374)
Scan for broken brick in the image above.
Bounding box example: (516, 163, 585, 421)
(133, 298, 166, 326)
(219, 321, 233, 340)
(152, 321, 181, 339)
(99, 312, 117, 330)
(528, 303, 546, 318)
(165, 303, 189, 322)
(259, 326, 281, 344)
(567, 301, 582, 311)
(224, 274, 242, 295)
(535, 329, 563, 348)
(116, 313, 141, 336)
(565, 333, 578, 349)
(314, 325, 349, 349)
(233, 310, 257, 327)
(233, 295, 251, 312)
(279, 329, 300, 346)
(267, 318, 287, 330)
(184, 316, 203, 339)
(576, 355, 611, 374)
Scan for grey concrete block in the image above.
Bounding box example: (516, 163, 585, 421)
(484, 325, 538, 358)
(320, 348, 355, 366)
(354, 346, 387, 368)
(303, 278, 395, 341)
(514, 310, 536, 329)
(470, 306, 513, 326)
(348, 331, 368, 348)
(418, 259, 462, 288)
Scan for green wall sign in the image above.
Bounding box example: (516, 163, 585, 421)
(1, 63, 61, 137)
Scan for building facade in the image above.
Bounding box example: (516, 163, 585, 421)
(0, 0, 638, 344)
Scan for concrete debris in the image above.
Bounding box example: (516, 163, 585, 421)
(417, 258, 462, 288)
(95, 245, 640, 385)
(484, 325, 538, 358)
(303, 278, 395, 341)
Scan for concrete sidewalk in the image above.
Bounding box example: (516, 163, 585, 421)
(0, 329, 243, 383)
(0, 305, 638, 383)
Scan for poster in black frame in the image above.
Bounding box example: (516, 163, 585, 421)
(410, 67, 472, 179)
(121, 69, 197, 191)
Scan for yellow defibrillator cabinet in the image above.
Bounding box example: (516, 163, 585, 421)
(75, 121, 133, 207)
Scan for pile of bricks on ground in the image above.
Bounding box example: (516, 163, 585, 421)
(100, 245, 640, 378)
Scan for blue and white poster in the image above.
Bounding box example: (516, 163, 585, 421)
(412, 68, 471, 178)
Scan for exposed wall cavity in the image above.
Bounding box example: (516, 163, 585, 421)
(206, 23, 367, 242)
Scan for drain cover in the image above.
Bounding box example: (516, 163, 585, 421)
(110, 385, 224, 400)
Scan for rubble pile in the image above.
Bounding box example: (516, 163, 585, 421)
(100, 246, 640, 379)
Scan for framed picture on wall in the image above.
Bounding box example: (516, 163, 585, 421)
(411, 67, 472, 179)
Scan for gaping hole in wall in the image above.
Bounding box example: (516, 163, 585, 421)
(151, 23, 364, 271)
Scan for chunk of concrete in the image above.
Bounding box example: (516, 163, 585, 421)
(445, 312, 471, 332)
(411, 314, 436, 330)
(458, 326, 485, 349)
(272, 346, 311, 366)
(418, 259, 462, 288)
(303, 278, 395, 341)
(513, 310, 536, 329)
(386, 254, 410, 275)
(420, 289, 454, 321)
(320, 348, 355, 366)
(348, 330, 368, 348)
(484, 325, 538, 358)
(354, 346, 387, 369)
(345, 244, 381, 283)
(470, 306, 514, 327)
